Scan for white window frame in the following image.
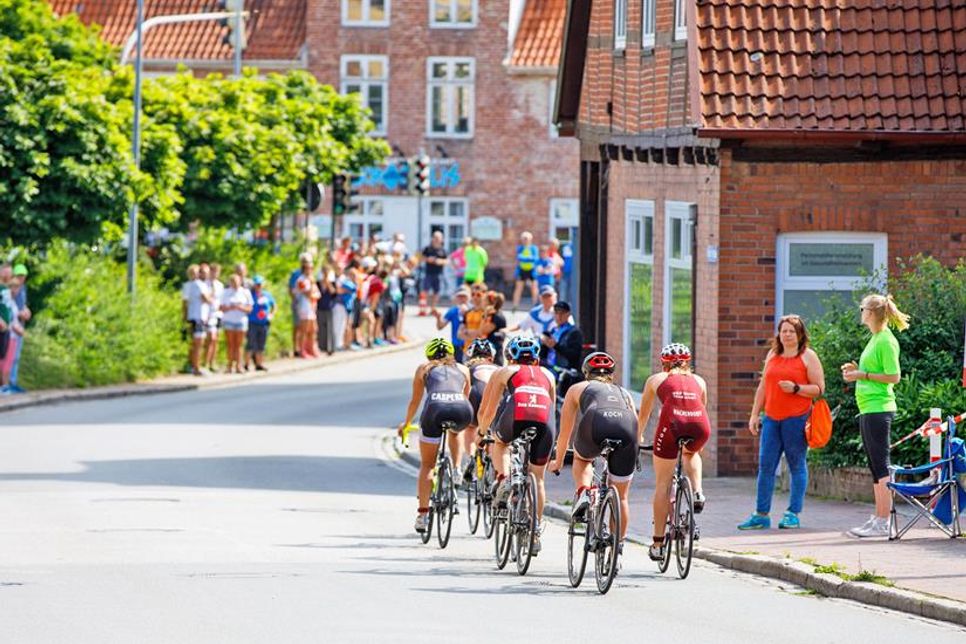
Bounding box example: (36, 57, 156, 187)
(641, 0, 656, 48)
(430, 0, 477, 29)
(340, 55, 389, 136)
(775, 232, 888, 323)
(674, 0, 687, 41)
(344, 198, 386, 242)
(549, 198, 579, 240)
(426, 57, 475, 138)
(625, 200, 655, 388)
(614, 0, 628, 50)
(424, 197, 469, 254)
(662, 201, 695, 347)
(342, 0, 390, 27)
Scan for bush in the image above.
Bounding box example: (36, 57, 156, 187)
(809, 256, 966, 468)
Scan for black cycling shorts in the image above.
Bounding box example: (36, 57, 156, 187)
(469, 380, 487, 427)
(493, 397, 556, 466)
(573, 409, 639, 480)
(860, 411, 894, 481)
(419, 401, 473, 444)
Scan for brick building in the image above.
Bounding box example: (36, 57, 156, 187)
(306, 0, 580, 281)
(554, 0, 966, 474)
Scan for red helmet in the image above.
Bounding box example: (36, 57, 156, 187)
(582, 351, 616, 377)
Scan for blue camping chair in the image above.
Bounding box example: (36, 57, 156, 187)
(888, 417, 966, 540)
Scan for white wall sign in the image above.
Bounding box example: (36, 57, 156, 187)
(471, 216, 503, 241)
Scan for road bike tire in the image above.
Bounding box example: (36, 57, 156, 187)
(436, 461, 456, 549)
(482, 462, 496, 539)
(494, 507, 512, 569)
(467, 472, 482, 535)
(567, 509, 589, 588)
(595, 487, 621, 594)
(514, 474, 538, 576)
(674, 476, 695, 579)
(421, 504, 434, 544)
(657, 480, 674, 573)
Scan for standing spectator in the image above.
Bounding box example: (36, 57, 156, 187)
(419, 231, 448, 316)
(234, 262, 252, 289)
(366, 267, 387, 346)
(843, 294, 910, 538)
(433, 287, 471, 362)
(245, 275, 275, 371)
(511, 231, 540, 311)
(6, 264, 30, 393)
(558, 237, 575, 307)
(317, 262, 338, 355)
(391, 232, 409, 258)
(479, 291, 508, 365)
(332, 265, 351, 351)
(290, 253, 314, 357)
(535, 244, 556, 292)
(548, 238, 565, 288)
(204, 263, 225, 371)
(739, 315, 826, 530)
(463, 237, 488, 285)
(182, 264, 213, 376)
(333, 237, 354, 270)
(450, 237, 469, 290)
(458, 283, 489, 346)
(220, 274, 254, 374)
(386, 258, 406, 344)
(0, 264, 26, 392)
(339, 265, 360, 350)
(295, 265, 321, 358)
(513, 285, 558, 365)
(541, 301, 582, 371)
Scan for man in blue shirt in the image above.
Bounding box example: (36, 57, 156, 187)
(433, 286, 470, 363)
(245, 275, 276, 371)
(511, 231, 540, 312)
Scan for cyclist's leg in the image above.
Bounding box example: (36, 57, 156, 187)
(571, 455, 594, 489)
(511, 272, 525, 310)
(610, 480, 632, 539)
(572, 411, 599, 491)
(651, 455, 676, 543)
(683, 449, 704, 496)
(529, 422, 554, 518)
(418, 438, 440, 510)
(607, 437, 638, 540)
(446, 429, 464, 473)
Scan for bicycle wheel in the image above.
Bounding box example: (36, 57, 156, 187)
(567, 509, 589, 588)
(514, 474, 537, 576)
(467, 470, 481, 535)
(482, 462, 496, 539)
(657, 480, 674, 573)
(420, 505, 434, 545)
(494, 507, 512, 569)
(674, 475, 695, 579)
(436, 461, 455, 549)
(594, 487, 621, 594)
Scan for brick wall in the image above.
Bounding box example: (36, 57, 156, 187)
(305, 0, 579, 276)
(716, 149, 966, 475)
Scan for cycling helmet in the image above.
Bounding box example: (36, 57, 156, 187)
(660, 342, 691, 363)
(506, 334, 540, 363)
(582, 351, 616, 377)
(466, 338, 495, 361)
(425, 337, 455, 360)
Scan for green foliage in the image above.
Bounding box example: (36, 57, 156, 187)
(809, 256, 966, 468)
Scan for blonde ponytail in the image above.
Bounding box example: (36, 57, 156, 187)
(861, 293, 911, 331)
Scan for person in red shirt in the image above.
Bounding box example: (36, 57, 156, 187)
(366, 268, 387, 346)
(332, 236, 354, 271)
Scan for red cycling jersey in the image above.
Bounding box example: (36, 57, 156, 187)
(654, 373, 711, 459)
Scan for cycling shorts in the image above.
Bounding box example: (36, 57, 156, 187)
(493, 397, 555, 465)
(515, 267, 535, 281)
(653, 419, 710, 459)
(573, 410, 639, 480)
(419, 400, 473, 444)
(469, 379, 487, 427)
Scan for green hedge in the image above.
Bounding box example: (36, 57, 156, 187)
(808, 256, 966, 468)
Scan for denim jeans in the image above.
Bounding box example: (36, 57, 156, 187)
(756, 412, 809, 514)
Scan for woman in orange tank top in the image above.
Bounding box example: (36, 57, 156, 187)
(738, 315, 825, 531)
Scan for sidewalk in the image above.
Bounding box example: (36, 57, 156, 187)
(544, 470, 966, 603)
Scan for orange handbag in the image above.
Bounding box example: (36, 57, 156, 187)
(805, 398, 834, 449)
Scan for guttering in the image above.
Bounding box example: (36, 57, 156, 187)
(142, 58, 306, 70)
(698, 128, 966, 145)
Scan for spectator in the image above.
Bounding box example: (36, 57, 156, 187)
(332, 265, 352, 351)
(450, 238, 468, 290)
(295, 263, 321, 358)
(0, 264, 26, 393)
(558, 238, 575, 307)
(182, 264, 213, 376)
(463, 237, 488, 285)
(333, 237, 354, 270)
(535, 244, 556, 292)
(511, 231, 540, 311)
(419, 231, 448, 316)
(366, 266, 387, 346)
(541, 300, 582, 371)
(245, 275, 275, 371)
(290, 253, 314, 357)
(5, 264, 30, 393)
(512, 284, 558, 365)
(234, 262, 252, 289)
(433, 286, 471, 362)
(387, 256, 407, 343)
(479, 291, 508, 365)
(221, 273, 254, 374)
(204, 263, 225, 371)
(843, 294, 910, 538)
(391, 232, 409, 258)
(317, 262, 338, 356)
(458, 282, 489, 345)
(739, 315, 826, 531)
(340, 264, 361, 350)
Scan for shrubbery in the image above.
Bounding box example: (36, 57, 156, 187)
(809, 256, 966, 468)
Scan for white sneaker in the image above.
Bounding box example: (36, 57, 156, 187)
(851, 516, 888, 538)
(572, 488, 591, 519)
(848, 515, 876, 536)
(414, 513, 430, 533)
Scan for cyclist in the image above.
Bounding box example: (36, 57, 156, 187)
(478, 334, 557, 554)
(637, 343, 710, 562)
(549, 352, 638, 542)
(399, 338, 473, 533)
(463, 338, 500, 482)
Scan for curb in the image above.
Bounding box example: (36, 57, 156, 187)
(393, 443, 966, 627)
(0, 339, 421, 415)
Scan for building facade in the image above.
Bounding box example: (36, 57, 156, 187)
(555, 0, 966, 474)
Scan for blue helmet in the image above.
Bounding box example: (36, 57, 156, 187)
(506, 334, 540, 363)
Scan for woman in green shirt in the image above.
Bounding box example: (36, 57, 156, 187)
(840, 293, 910, 538)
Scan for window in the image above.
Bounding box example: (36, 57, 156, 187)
(342, 0, 389, 26)
(614, 0, 628, 50)
(340, 55, 388, 135)
(641, 0, 656, 48)
(674, 0, 687, 41)
(776, 232, 888, 322)
(426, 198, 468, 253)
(626, 200, 655, 388)
(431, 0, 476, 28)
(663, 201, 695, 350)
(550, 198, 579, 243)
(345, 198, 384, 242)
(427, 58, 474, 137)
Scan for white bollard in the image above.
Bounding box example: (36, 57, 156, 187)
(929, 407, 943, 464)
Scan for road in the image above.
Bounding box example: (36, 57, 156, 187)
(0, 347, 963, 643)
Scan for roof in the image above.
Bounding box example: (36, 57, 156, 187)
(697, 0, 966, 136)
(48, 0, 305, 62)
(508, 0, 567, 71)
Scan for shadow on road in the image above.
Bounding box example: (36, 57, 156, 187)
(0, 455, 409, 496)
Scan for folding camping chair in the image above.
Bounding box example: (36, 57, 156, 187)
(888, 417, 966, 540)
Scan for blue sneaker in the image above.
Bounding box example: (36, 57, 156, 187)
(737, 513, 771, 530)
(778, 511, 800, 529)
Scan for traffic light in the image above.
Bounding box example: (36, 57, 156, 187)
(409, 154, 431, 196)
(332, 174, 359, 216)
(218, 0, 247, 51)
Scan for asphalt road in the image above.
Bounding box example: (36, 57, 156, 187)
(0, 347, 963, 643)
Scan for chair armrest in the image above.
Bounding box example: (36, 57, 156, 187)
(890, 458, 953, 477)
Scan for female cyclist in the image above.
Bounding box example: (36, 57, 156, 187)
(462, 338, 500, 483)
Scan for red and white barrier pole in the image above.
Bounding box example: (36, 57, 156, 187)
(927, 408, 943, 465)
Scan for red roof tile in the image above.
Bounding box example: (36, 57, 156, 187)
(48, 0, 304, 62)
(697, 0, 966, 134)
(509, 0, 567, 69)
